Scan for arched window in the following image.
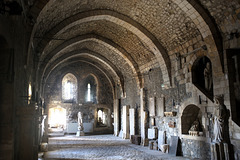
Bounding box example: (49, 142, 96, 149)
(28, 83, 32, 104)
(85, 75, 97, 103)
(62, 73, 77, 103)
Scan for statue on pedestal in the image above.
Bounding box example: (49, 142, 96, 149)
(213, 95, 230, 143)
(211, 95, 233, 160)
(76, 112, 84, 136)
(204, 62, 212, 91)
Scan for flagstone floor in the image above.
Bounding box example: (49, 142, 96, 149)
(39, 134, 190, 160)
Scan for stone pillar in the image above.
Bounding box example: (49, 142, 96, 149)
(211, 142, 230, 160)
(16, 107, 38, 160)
(122, 105, 130, 139)
(113, 99, 119, 136)
(129, 108, 135, 138)
(140, 88, 148, 146)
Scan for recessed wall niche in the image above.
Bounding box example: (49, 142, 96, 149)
(192, 56, 213, 100)
(181, 105, 203, 135)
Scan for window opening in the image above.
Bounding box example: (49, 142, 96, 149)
(62, 73, 77, 102)
(97, 108, 108, 127)
(28, 83, 32, 104)
(65, 80, 73, 100)
(87, 83, 91, 101)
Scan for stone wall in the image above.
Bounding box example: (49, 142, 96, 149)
(181, 138, 211, 159)
(44, 61, 114, 134)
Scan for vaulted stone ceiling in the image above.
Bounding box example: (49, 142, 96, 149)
(28, 0, 240, 94)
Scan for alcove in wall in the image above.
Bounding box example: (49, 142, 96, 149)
(192, 56, 213, 100)
(181, 104, 203, 135)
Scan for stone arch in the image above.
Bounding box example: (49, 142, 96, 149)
(42, 52, 120, 100)
(38, 36, 132, 92)
(32, 10, 171, 87)
(174, 0, 223, 71)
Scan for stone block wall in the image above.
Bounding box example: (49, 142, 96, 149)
(44, 61, 114, 134)
(181, 138, 211, 159)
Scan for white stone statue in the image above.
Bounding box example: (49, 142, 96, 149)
(77, 112, 84, 131)
(204, 62, 212, 91)
(213, 95, 230, 143)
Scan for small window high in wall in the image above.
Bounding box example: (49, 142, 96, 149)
(85, 75, 97, 103)
(28, 83, 32, 104)
(87, 83, 91, 101)
(62, 73, 77, 103)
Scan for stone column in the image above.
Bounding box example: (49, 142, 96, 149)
(113, 99, 119, 136)
(140, 88, 148, 146)
(129, 108, 135, 138)
(122, 105, 130, 139)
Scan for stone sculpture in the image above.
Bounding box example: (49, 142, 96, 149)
(188, 119, 200, 136)
(78, 112, 84, 130)
(211, 95, 232, 160)
(213, 95, 230, 143)
(76, 112, 84, 136)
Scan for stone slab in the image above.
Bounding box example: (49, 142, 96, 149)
(169, 136, 179, 156)
(156, 97, 165, 117)
(148, 128, 157, 139)
(149, 97, 155, 117)
(158, 130, 166, 147)
(129, 108, 135, 137)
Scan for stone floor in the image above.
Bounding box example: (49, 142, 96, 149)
(39, 134, 190, 160)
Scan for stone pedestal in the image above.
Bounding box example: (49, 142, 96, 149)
(211, 142, 229, 160)
(76, 131, 85, 136)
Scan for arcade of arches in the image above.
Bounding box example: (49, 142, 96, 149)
(0, 0, 240, 159)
